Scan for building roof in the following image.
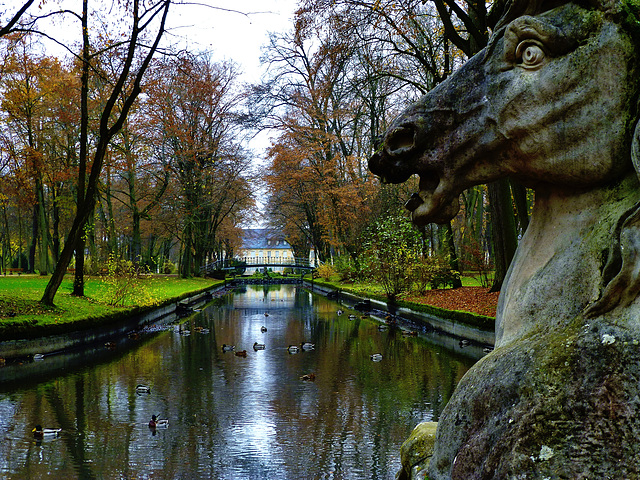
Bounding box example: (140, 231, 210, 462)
(241, 228, 291, 250)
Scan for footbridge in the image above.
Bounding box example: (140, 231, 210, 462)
(201, 257, 316, 274)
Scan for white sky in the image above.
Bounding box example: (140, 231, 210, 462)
(167, 1, 299, 84)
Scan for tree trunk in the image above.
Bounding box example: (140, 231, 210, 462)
(28, 205, 38, 273)
(444, 222, 463, 288)
(488, 179, 518, 292)
(511, 180, 530, 235)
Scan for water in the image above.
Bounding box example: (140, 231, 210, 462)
(0, 284, 477, 479)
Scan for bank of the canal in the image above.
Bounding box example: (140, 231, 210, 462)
(304, 279, 495, 347)
(0, 279, 226, 360)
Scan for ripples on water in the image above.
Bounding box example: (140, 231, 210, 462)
(0, 284, 478, 479)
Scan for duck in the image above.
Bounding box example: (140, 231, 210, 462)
(483, 347, 494, 354)
(221, 344, 235, 352)
(32, 425, 61, 438)
(288, 345, 300, 353)
(261, 326, 268, 333)
(148, 415, 168, 428)
(348, 314, 356, 320)
(377, 324, 389, 332)
(235, 350, 248, 357)
(337, 309, 343, 316)
(33, 353, 45, 361)
(300, 342, 315, 350)
(253, 342, 266, 350)
(459, 339, 470, 347)
(370, 353, 383, 362)
(300, 373, 316, 381)
(264, 312, 270, 317)
(402, 330, 418, 337)
(136, 384, 151, 394)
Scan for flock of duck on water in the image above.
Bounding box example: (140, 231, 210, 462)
(31, 306, 421, 440)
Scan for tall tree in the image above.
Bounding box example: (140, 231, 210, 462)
(41, 0, 171, 306)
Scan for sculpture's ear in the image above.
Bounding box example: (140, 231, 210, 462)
(585, 120, 640, 317)
(585, 204, 640, 317)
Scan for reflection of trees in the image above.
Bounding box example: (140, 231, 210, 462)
(4, 286, 475, 478)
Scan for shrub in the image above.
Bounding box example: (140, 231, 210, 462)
(365, 214, 422, 301)
(334, 256, 360, 282)
(316, 263, 336, 281)
(162, 260, 177, 274)
(96, 254, 155, 306)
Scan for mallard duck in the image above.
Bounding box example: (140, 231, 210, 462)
(459, 339, 470, 347)
(300, 342, 315, 350)
(253, 342, 266, 350)
(300, 373, 316, 381)
(261, 326, 268, 333)
(136, 384, 151, 394)
(264, 312, 269, 317)
(370, 353, 383, 362)
(32, 425, 61, 438)
(33, 353, 45, 361)
(235, 350, 248, 357)
(483, 347, 494, 354)
(288, 345, 300, 353)
(348, 314, 356, 320)
(222, 344, 235, 352)
(378, 324, 389, 332)
(337, 309, 343, 316)
(148, 415, 168, 428)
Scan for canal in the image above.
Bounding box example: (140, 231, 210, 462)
(0, 284, 479, 479)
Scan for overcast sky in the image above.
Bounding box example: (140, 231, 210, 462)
(167, 1, 299, 83)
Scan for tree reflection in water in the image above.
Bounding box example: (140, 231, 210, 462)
(0, 284, 477, 479)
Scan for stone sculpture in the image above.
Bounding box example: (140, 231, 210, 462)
(369, 0, 640, 478)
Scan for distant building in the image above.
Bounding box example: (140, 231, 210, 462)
(238, 228, 295, 273)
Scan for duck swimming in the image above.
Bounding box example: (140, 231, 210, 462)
(288, 345, 300, 353)
(149, 415, 168, 428)
(261, 326, 268, 333)
(300, 342, 315, 350)
(370, 353, 383, 362)
(32, 425, 61, 438)
(222, 344, 235, 352)
(300, 373, 316, 381)
(235, 350, 248, 357)
(136, 384, 151, 394)
(253, 342, 266, 350)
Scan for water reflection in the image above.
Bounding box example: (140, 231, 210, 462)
(0, 284, 475, 479)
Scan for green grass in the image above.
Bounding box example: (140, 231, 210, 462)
(0, 274, 223, 340)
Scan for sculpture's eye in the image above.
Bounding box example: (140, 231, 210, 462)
(515, 41, 546, 69)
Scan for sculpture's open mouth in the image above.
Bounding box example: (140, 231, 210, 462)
(404, 174, 459, 226)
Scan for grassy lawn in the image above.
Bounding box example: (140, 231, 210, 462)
(0, 274, 223, 339)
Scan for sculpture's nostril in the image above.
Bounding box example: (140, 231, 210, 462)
(387, 126, 415, 154)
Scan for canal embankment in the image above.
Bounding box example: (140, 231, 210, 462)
(0, 283, 228, 360)
(304, 280, 495, 347)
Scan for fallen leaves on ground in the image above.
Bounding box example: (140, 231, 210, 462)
(402, 286, 499, 317)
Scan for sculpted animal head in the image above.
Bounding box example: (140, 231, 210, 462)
(369, 0, 640, 227)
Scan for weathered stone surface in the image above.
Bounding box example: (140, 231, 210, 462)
(397, 422, 438, 480)
(369, 0, 640, 477)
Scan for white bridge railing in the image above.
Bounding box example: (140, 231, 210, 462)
(200, 256, 315, 272)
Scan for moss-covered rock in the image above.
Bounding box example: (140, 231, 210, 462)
(397, 422, 438, 480)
